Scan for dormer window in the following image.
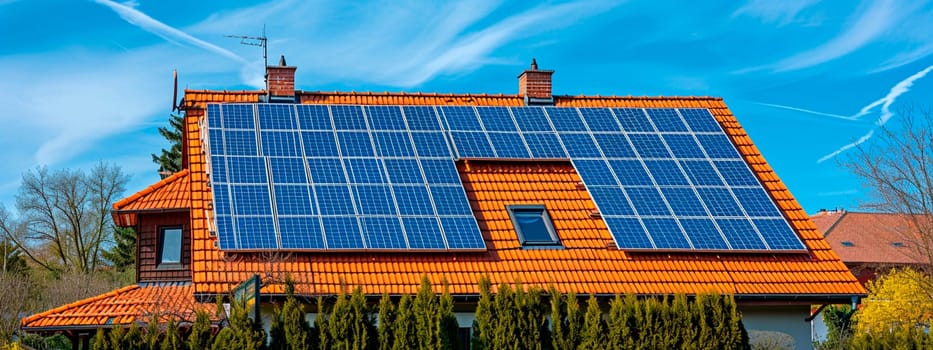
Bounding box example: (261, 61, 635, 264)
(507, 205, 561, 248)
(159, 227, 183, 267)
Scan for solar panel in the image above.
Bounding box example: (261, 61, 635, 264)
(205, 103, 803, 252)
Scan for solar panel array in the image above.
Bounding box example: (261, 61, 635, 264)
(204, 103, 806, 252)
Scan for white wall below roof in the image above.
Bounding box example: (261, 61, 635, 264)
(740, 305, 811, 350)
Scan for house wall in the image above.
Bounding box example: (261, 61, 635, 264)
(740, 305, 811, 350)
(137, 211, 192, 282)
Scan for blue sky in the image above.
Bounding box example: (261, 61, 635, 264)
(0, 0, 931, 215)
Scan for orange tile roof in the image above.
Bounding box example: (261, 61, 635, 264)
(21, 282, 213, 331)
(167, 90, 865, 300)
(111, 169, 190, 226)
(813, 211, 929, 265)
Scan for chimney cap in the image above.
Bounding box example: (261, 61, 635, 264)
(279, 55, 287, 66)
(530, 58, 538, 70)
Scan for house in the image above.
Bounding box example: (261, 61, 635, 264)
(813, 209, 931, 285)
(22, 58, 865, 349)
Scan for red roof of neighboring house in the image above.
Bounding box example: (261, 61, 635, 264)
(813, 210, 928, 265)
(20, 282, 212, 331)
(111, 169, 190, 226)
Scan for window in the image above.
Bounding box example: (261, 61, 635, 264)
(159, 227, 183, 266)
(507, 205, 561, 247)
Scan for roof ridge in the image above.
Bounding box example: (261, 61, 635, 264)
(20, 284, 140, 326)
(821, 211, 848, 238)
(112, 169, 189, 211)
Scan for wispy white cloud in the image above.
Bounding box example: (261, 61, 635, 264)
(92, 0, 246, 64)
(871, 42, 933, 73)
(752, 102, 859, 121)
(817, 64, 933, 163)
(184, 1, 617, 88)
(732, 0, 820, 25)
(771, 0, 899, 72)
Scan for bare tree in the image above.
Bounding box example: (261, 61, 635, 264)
(0, 271, 34, 344)
(0, 162, 128, 274)
(845, 105, 933, 272)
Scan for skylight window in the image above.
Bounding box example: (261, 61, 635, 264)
(841, 241, 854, 247)
(159, 227, 183, 266)
(507, 205, 561, 247)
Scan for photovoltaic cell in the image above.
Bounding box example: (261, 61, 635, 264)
(451, 131, 494, 158)
(302, 131, 340, 157)
(579, 108, 620, 132)
(296, 105, 332, 131)
(279, 216, 324, 249)
(365, 106, 406, 131)
(609, 160, 653, 186)
(642, 218, 690, 249)
(613, 108, 654, 132)
(258, 104, 297, 130)
(331, 105, 367, 130)
(561, 133, 602, 158)
(476, 107, 518, 132)
(403, 106, 442, 131)
(322, 217, 364, 249)
(221, 104, 255, 129)
(602, 217, 653, 248)
(587, 187, 634, 215)
(441, 106, 482, 131)
(645, 109, 688, 132)
(488, 133, 530, 159)
(274, 185, 314, 215)
(663, 134, 705, 159)
(628, 134, 671, 158)
(511, 107, 553, 132)
(393, 185, 434, 215)
(679, 108, 722, 132)
(411, 132, 451, 157)
(402, 217, 447, 249)
(260, 131, 301, 157)
(362, 217, 407, 249)
(374, 131, 415, 157)
(545, 107, 587, 131)
(593, 133, 635, 158)
(337, 131, 375, 157)
(441, 217, 485, 249)
(523, 133, 566, 158)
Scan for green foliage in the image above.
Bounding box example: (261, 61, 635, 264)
(0, 240, 28, 276)
(471, 276, 493, 350)
(377, 293, 395, 350)
(92, 328, 110, 350)
(314, 297, 330, 350)
(548, 286, 566, 350)
(490, 283, 515, 349)
(147, 314, 163, 350)
(413, 276, 438, 350)
(564, 290, 582, 349)
(160, 317, 184, 350)
(282, 292, 311, 350)
(438, 280, 458, 350)
(226, 294, 266, 350)
(856, 268, 933, 334)
(102, 225, 136, 272)
(848, 324, 933, 349)
(349, 286, 373, 349)
(580, 294, 605, 349)
(210, 328, 235, 350)
(187, 310, 214, 350)
(268, 305, 285, 350)
(392, 295, 416, 350)
(124, 322, 145, 350)
(152, 113, 184, 175)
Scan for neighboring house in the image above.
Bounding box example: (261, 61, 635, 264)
(813, 209, 930, 285)
(22, 59, 865, 349)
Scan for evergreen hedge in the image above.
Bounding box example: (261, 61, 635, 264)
(90, 276, 757, 350)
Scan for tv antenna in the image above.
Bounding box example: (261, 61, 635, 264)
(226, 26, 268, 90)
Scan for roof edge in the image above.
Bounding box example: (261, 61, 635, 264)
(112, 169, 190, 211)
(821, 211, 848, 237)
(182, 89, 724, 102)
(21, 285, 140, 327)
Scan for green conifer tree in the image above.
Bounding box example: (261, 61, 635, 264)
(161, 317, 184, 350)
(564, 290, 582, 349)
(413, 276, 437, 350)
(348, 286, 372, 350)
(109, 325, 125, 350)
(211, 328, 235, 350)
(548, 287, 567, 350)
(437, 279, 458, 350)
(226, 294, 266, 350)
(146, 314, 163, 350)
(580, 294, 605, 348)
(671, 294, 694, 349)
(491, 283, 515, 350)
(392, 295, 417, 350)
(471, 277, 494, 350)
(606, 295, 625, 347)
(314, 296, 330, 350)
(377, 293, 396, 350)
(187, 310, 213, 350)
(268, 305, 285, 350)
(282, 282, 311, 350)
(126, 322, 146, 350)
(517, 285, 547, 350)
(93, 328, 111, 350)
(328, 287, 351, 349)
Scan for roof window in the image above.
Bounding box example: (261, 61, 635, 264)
(841, 241, 854, 247)
(507, 205, 561, 248)
(891, 242, 905, 247)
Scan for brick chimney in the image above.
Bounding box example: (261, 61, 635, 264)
(518, 58, 554, 105)
(266, 55, 297, 101)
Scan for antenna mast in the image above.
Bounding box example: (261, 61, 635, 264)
(225, 25, 268, 91)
